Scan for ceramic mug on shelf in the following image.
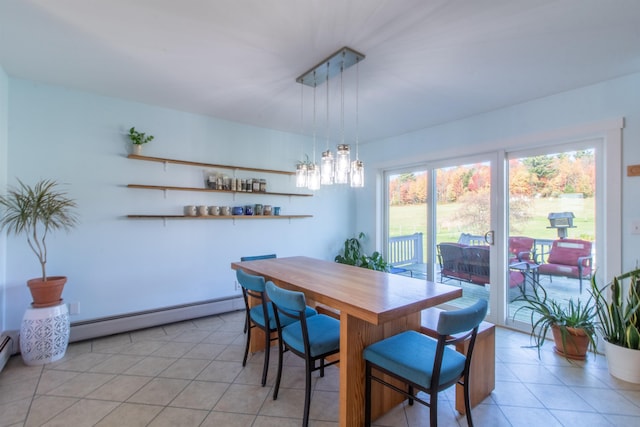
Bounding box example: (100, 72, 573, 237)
(273, 206, 281, 216)
(221, 206, 231, 216)
(264, 205, 272, 215)
(254, 204, 263, 215)
(209, 206, 220, 216)
(184, 205, 197, 216)
(232, 206, 244, 215)
(198, 205, 208, 216)
(244, 205, 254, 216)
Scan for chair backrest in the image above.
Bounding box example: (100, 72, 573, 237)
(265, 281, 306, 323)
(547, 239, 592, 266)
(236, 269, 266, 293)
(240, 254, 277, 262)
(508, 236, 534, 261)
(437, 243, 466, 271)
(437, 299, 488, 337)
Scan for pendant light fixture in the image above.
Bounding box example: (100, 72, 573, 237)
(320, 62, 335, 185)
(350, 57, 364, 188)
(295, 47, 365, 188)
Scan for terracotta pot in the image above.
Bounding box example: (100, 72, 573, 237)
(27, 276, 67, 308)
(551, 324, 590, 360)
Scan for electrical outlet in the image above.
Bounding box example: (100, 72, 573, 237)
(69, 302, 80, 315)
(633, 220, 640, 235)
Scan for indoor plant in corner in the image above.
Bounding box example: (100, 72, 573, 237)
(335, 232, 390, 272)
(590, 267, 640, 383)
(0, 179, 79, 307)
(128, 126, 154, 155)
(513, 283, 597, 360)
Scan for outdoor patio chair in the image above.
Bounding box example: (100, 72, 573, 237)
(508, 236, 535, 263)
(536, 238, 593, 293)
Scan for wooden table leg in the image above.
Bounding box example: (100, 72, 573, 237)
(339, 311, 421, 426)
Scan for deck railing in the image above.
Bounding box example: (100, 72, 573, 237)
(388, 232, 424, 267)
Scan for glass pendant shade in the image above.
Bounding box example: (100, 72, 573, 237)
(320, 150, 335, 185)
(350, 160, 364, 188)
(335, 144, 351, 184)
(295, 163, 308, 188)
(307, 163, 321, 190)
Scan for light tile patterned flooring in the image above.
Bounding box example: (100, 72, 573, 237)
(1, 310, 640, 426)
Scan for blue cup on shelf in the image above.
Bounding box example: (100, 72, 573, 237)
(244, 205, 254, 215)
(232, 206, 244, 215)
(273, 206, 281, 216)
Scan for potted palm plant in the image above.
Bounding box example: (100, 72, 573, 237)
(513, 283, 597, 360)
(590, 267, 640, 382)
(0, 179, 79, 307)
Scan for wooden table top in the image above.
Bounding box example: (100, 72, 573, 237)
(231, 256, 462, 325)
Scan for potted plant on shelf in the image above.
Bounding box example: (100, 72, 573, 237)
(590, 267, 640, 382)
(0, 179, 79, 307)
(128, 126, 154, 155)
(335, 232, 390, 272)
(513, 283, 597, 360)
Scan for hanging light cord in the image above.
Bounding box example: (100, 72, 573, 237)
(325, 62, 330, 150)
(355, 58, 360, 160)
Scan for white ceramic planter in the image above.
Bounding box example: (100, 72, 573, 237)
(20, 302, 70, 365)
(604, 340, 640, 383)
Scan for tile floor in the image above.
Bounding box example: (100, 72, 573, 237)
(1, 310, 640, 426)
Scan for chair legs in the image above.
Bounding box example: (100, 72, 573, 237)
(364, 363, 372, 427)
(303, 358, 313, 427)
(272, 335, 284, 400)
(260, 326, 270, 386)
(463, 377, 474, 427)
(242, 318, 271, 387)
(242, 318, 251, 367)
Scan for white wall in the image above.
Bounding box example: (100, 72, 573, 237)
(357, 72, 640, 275)
(0, 67, 8, 332)
(3, 79, 354, 330)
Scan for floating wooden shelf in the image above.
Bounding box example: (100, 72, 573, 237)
(128, 154, 295, 176)
(127, 215, 312, 220)
(127, 184, 312, 197)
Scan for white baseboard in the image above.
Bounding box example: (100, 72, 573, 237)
(69, 296, 244, 342)
(0, 333, 19, 373)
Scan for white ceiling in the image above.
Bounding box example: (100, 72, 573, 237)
(1, 0, 640, 143)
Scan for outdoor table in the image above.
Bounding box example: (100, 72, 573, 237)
(231, 256, 462, 426)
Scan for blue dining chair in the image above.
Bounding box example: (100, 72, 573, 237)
(240, 254, 276, 334)
(265, 281, 341, 427)
(240, 253, 277, 262)
(363, 299, 488, 427)
(236, 269, 317, 387)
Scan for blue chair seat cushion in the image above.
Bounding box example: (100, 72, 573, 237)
(363, 330, 465, 389)
(281, 314, 340, 357)
(250, 304, 317, 329)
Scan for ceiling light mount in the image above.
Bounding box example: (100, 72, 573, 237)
(296, 47, 365, 87)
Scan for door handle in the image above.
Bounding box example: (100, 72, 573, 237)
(484, 231, 494, 245)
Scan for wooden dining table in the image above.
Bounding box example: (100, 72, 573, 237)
(231, 256, 462, 426)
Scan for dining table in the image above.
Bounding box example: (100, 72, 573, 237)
(231, 256, 463, 426)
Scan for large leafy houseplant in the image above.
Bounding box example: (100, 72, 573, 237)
(335, 232, 390, 272)
(0, 179, 79, 307)
(513, 283, 597, 359)
(590, 268, 640, 349)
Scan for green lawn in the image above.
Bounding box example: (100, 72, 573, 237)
(389, 197, 595, 251)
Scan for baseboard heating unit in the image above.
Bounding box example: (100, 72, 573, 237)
(0, 333, 17, 373)
(69, 296, 244, 342)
